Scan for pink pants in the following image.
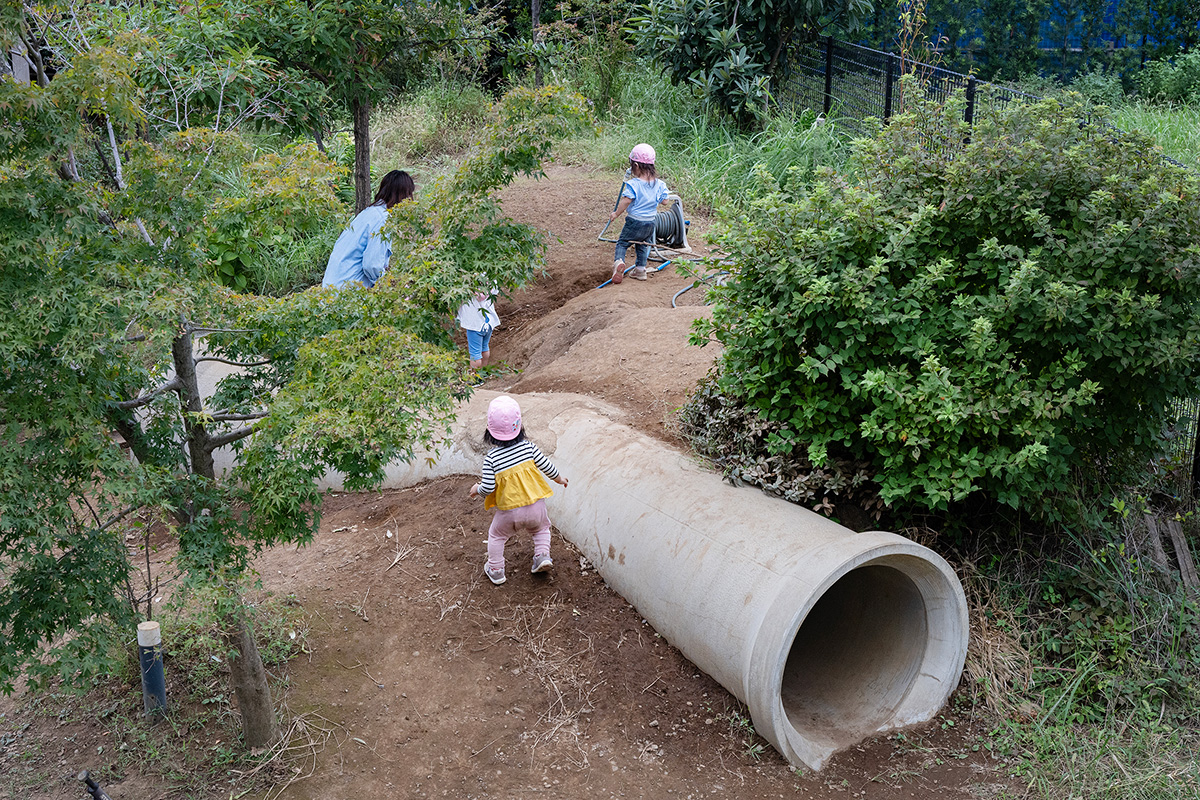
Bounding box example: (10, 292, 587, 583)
(487, 499, 552, 571)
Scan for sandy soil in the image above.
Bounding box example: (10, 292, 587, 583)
(0, 164, 1015, 800)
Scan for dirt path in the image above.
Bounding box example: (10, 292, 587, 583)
(1, 165, 1014, 800)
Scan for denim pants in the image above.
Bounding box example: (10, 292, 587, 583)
(614, 217, 655, 268)
(487, 499, 552, 571)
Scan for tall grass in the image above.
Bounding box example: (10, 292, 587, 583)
(1112, 102, 1200, 171)
(370, 82, 493, 182)
(559, 68, 853, 213)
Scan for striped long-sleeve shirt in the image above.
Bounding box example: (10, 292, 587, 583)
(479, 440, 560, 511)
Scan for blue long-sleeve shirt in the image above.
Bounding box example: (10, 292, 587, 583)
(321, 203, 391, 288)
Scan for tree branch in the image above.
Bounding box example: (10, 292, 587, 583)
(194, 356, 274, 368)
(209, 411, 269, 423)
(115, 376, 182, 410)
(206, 424, 260, 451)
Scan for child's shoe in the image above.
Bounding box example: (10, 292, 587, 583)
(630, 267, 648, 281)
(484, 564, 506, 585)
(611, 260, 625, 284)
(531, 554, 554, 574)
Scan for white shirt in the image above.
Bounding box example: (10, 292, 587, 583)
(457, 291, 500, 332)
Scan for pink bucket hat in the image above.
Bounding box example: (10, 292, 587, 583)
(629, 143, 656, 165)
(486, 395, 522, 441)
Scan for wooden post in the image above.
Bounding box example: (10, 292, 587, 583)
(1142, 515, 1172, 574)
(1166, 519, 1200, 593)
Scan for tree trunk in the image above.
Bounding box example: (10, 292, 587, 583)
(171, 327, 215, 481)
(225, 610, 278, 748)
(532, 0, 543, 87)
(351, 93, 372, 213)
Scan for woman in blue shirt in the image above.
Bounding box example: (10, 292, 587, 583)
(322, 170, 415, 288)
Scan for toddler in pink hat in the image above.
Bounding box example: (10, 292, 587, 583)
(469, 396, 568, 585)
(608, 143, 670, 283)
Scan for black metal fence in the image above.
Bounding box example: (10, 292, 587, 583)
(776, 37, 1200, 494)
(777, 37, 1043, 137)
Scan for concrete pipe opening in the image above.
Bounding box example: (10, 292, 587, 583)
(781, 564, 927, 750)
(756, 550, 967, 769)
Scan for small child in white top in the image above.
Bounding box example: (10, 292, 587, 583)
(457, 289, 500, 369)
(469, 396, 568, 585)
(608, 143, 669, 284)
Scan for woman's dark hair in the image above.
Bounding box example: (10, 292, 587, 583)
(484, 427, 527, 448)
(375, 170, 415, 207)
(629, 159, 657, 182)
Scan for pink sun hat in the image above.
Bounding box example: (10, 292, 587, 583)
(629, 143, 656, 164)
(486, 395, 522, 441)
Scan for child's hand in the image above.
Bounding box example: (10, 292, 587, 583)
(469, 483, 480, 498)
(554, 475, 569, 488)
(608, 210, 618, 222)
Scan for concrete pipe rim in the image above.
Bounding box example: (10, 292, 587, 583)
(747, 537, 968, 771)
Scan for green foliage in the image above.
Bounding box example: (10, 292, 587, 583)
(504, 0, 634, 114)
(634, 0, 873, 126)
(693, 86, 1200, 514)
(679, 371, 883, 517)
(0, 0, 592, 698)
(1032, 537, 1200, 721)
(1069, 65, 1127, 106)
(202, 142, 345, 292)
(1135, 49, 1200, 105)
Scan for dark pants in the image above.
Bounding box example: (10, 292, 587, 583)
(614, 218, 655, 268)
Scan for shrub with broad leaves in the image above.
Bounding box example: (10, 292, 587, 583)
(692, 86, 1200, 514)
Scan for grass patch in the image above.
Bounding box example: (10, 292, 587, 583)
(370, 82, 494, 180)
(1111, 101, 1200, 171)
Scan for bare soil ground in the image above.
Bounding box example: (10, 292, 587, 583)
(1, 164, 1016, 799)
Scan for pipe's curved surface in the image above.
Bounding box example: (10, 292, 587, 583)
(357, 391, 969, 771)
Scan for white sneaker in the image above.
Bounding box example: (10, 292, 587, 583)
(484, 564, 506, 585)
(531, 554, 554, 573)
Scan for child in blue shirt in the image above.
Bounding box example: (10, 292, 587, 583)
(608, 144, 669, 284)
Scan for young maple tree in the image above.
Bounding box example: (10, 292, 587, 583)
(1, 3, 591, 746)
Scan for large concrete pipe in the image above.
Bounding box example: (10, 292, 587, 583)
(348, 391, 970, 771)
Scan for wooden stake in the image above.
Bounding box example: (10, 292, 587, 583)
(1166, 519, 1200, 593)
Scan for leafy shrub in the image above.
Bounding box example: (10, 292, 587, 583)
(1135, 49, 1200, 105)
(679, 371, 883, 519)
(1070, 66, 1127, 107)
(203, 141, 344, 292)
(634, 0, 872, 127)
(692, 86, 1200, 514)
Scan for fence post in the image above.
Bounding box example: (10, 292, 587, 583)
(883, 54, 895, 121)
(964, 76, 976, 126)
(823, 36, 834, 116)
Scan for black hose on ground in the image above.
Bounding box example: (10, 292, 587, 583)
(672, 268, 724, 307)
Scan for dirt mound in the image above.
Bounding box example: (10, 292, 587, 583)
(484, 165, 723, 443)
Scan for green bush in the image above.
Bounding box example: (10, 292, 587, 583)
(1135, 49, 1200, 105)
(692, 87, 1200, 513)
(203, 141, 345, 293)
